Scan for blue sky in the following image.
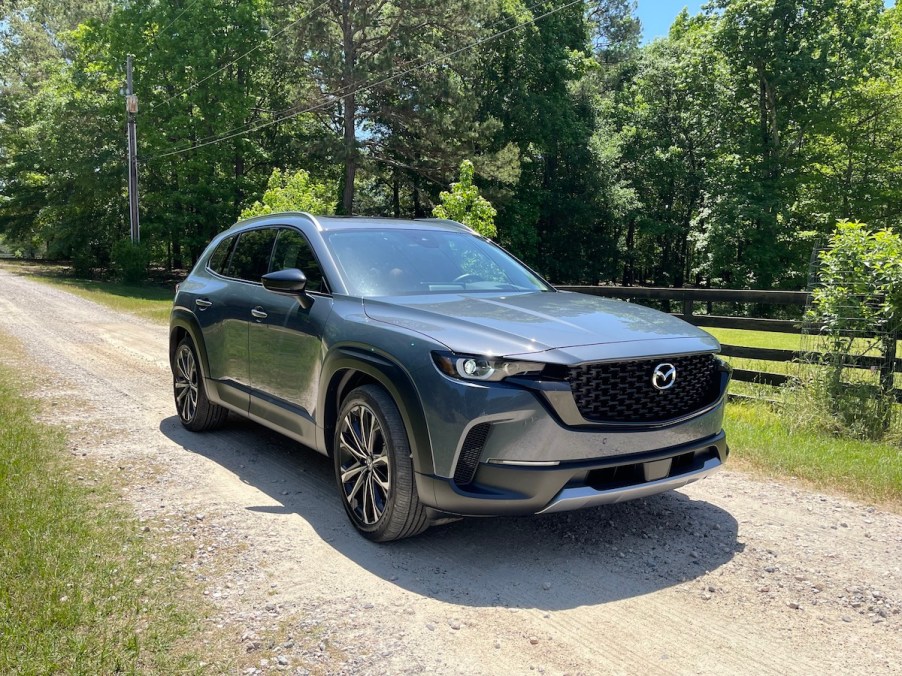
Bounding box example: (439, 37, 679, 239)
(636, 1, 705, 43)
(636, 0, 897, 44)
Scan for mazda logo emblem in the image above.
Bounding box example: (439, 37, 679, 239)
(651, 363, 677, 391)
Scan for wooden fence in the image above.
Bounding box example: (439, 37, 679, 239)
(557, 285, 902, 401)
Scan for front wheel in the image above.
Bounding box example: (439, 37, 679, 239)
(173, 337, 228, 432)
(334, 385, 429, 542)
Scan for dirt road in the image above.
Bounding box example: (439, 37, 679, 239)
(0, 268, 899, 674)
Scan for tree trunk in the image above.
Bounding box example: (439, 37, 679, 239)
(412, 178, 424, 218)
(235, 65, 246, 210)
(173, 240, 183, 271)
(342, 91, 356, 214)
(235, 152, 245, 211)
(341, 0, 356, 214)
(623, 217, 636, 285)
(392, 175, 400, 218)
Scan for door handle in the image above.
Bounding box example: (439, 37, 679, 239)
(251, 307, 268, 320)
(195, 298, 213, 309)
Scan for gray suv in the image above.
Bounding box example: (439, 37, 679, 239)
(170, 213, 730, 541)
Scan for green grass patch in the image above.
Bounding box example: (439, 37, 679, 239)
(0, 261, 174, 324)
(725, 399, 902, 506)
(705, 327, 802, 351)
(0, 356, 206, 672)
(704, 327, 902, 396)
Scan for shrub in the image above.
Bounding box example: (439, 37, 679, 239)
(797, 221, 902, 439)
(240, 169, 336, 218)
(71, 251, 95, 279)
(433, 160, 497, 239)
(110, 239, 150, 285)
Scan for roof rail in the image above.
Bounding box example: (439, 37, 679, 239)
(298, 212, 325, 232)
(418, 217, 475, 234)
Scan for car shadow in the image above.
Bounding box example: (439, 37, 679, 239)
(160, 415, 743, 611)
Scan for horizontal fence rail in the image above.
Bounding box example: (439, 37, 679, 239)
(559, 285, 809, 334)
(558, 285, 811, 305)
(557, 285, 901, 401)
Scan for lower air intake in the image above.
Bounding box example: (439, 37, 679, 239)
(453, 423, 491, 486)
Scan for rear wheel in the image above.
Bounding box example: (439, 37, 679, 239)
(334, 385, 429, 542)
(173, 337, 228, 431)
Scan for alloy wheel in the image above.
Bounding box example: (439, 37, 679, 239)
(337, 404, 391, 525)
(174, 344, 199, 423)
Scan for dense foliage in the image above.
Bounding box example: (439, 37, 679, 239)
(803, 221, 902, 438)
(1, 1, 901, 287)
(432, 160, 497, 238)
(240, 169, 336, 219)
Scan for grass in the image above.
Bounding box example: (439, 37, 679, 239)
(705, 326, 902, 396)
(706, 327, 901, 507)
(725, 399, 902, 507)
(0, 339, 209, 673)
(0, 261, 174, 324)
(705, 327, 802, 351)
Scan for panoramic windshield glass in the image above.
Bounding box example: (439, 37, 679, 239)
(325, 229, 553, 297)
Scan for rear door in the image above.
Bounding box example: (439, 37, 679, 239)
(211, 227, 278, 410)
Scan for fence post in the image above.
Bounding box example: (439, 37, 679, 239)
(682, 298, 693, 320)
(880, 330, 898, 395)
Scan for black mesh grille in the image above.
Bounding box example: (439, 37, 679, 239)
(453, 423, 491, 486)
(567, 354, 720, 424)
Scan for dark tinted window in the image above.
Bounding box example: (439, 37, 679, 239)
(270, 228, 326, 293)
(225, 228, 277, 282)
(207, 235, 235, 275)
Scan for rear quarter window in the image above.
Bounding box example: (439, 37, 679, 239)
(207, 235, 236, 275)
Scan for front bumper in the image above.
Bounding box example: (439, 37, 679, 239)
(415, 431, 727, 516)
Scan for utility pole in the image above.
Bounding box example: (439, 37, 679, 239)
(126, 55, 140, 244)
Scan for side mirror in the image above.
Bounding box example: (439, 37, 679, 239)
(262, 268, 313, 309)
(262, 268, 307, 294)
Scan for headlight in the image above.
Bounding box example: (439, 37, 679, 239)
(432, 352, 545, 382)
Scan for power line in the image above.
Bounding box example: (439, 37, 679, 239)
(149, 0, 551, 121)
(147, 0, 331, 113)
(160, 0, 557, 149)
(150, 0, 584, 161)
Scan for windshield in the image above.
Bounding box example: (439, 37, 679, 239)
(325, 229, 553, 297)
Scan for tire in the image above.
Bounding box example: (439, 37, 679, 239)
(172, 336, 229, 432)
(334, 385, 429, 542)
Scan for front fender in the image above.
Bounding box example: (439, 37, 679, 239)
(319, 345, 434, 476)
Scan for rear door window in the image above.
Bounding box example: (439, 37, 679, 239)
(224, 229, 278, 282)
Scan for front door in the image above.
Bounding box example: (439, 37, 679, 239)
(248, 227, 333, 445)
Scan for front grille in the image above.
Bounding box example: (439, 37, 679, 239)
(567, 354, 720, 424)
(453, 423, 491, 486)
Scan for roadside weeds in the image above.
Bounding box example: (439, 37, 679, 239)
(0, 331, 217, 673)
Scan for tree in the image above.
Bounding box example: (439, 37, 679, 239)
(703, 0, 885, 287)
(805, 220, 902, 438)
(74, 0, 284, 268)
(281, 0, 488, 214)
(432, 160, 496, 237)
(473, 0, 616, 283)
(798, 4, 902, 234)
(240, 169, 337, 218)
(614, 12, 724, 286)
(0, 0, 117, 263)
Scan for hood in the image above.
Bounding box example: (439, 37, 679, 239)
(363, 291, 720, 362)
